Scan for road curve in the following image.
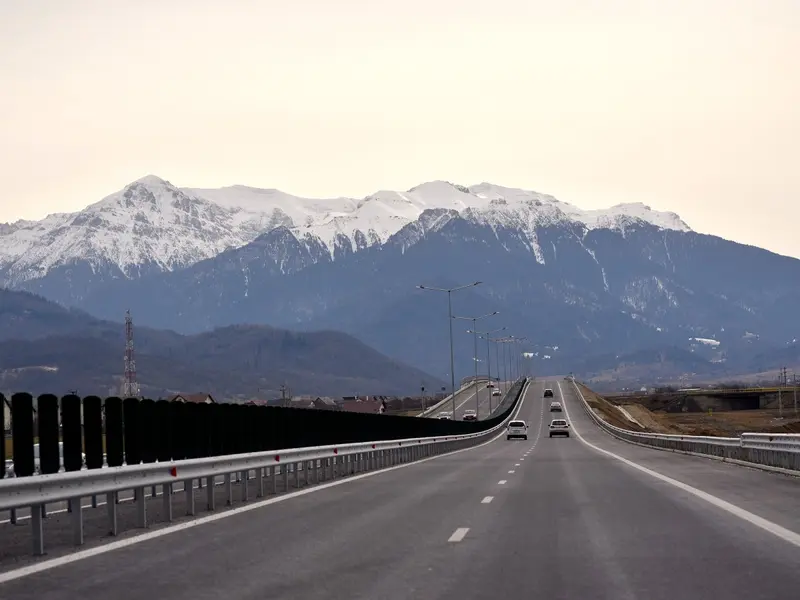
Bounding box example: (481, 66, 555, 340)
(2, 380, 800, 599)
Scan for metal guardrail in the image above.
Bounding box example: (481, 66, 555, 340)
(1, 378, 530, 557)
(419, 377, 515, 418)
(570, 379, 800, 472)
(460, 375, 491, 387)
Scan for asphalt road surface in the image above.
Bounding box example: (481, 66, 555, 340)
(2, 379, 800, 599)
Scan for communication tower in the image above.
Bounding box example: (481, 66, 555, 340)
(122, 309, 140, 398)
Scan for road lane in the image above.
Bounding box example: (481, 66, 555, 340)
(440, 379, 800, 600)
(0, 379, 543, 596)
(4, 378, 800, 599)
(440, 380, 510, 421)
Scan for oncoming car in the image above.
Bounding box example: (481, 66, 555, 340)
(506, 420, 528, 440)
(491, 389, 501, 397)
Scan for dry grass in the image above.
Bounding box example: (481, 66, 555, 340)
(577, 384, 648, 432)
(656, 409, 800, 436)
(585, 385, 800, 437)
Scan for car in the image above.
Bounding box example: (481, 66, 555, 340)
(543, 388, 554, 398)
(491, 389, 501, 397)
(462, 409, 477, 421)
(437, 412, 452, 420)
(549, 419, 570, 437)
(506, 420, 528, 440)
(549, 401, 562, 412)
(486, 382, 495, 388)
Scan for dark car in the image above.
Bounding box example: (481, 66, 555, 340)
(543, 388, 554, 398)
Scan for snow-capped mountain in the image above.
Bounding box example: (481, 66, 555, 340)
(8, 173, 800, 384)
(0, 175, 690, 293)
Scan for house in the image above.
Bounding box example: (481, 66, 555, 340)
(168, 393, 216, 404)
(243, 399, 271, 406)
(309, 397, 339, 410)
(339, 400, 383, 414)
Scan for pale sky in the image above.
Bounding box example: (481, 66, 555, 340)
(1, 0, 798, 256)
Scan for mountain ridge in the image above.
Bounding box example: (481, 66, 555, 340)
(0, 175, 692, 291)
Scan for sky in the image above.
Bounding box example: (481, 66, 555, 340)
(1, 0, 798, 256)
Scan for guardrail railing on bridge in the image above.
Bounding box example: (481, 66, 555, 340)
(0, 379, 530, 557)
(570, 378, 800, 473)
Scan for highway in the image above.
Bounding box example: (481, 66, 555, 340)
(2, 379, 800, 598)
(436, 380, 510, 420)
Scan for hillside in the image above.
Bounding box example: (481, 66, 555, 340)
(0, 289, 441, 399)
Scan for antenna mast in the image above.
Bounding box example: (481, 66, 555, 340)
(122, 309, 140, 398)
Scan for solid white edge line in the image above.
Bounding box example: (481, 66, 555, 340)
(557, 381, 800, 549)
(481, 496, 494, 504)
(448, 527, 470, 542)
(0, 380, 533, 585)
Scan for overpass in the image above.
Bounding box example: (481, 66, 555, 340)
(1, 379, 800, 598)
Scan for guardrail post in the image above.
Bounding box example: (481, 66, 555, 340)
(185, 479, 196, 515)
(71, 497, 84, 545)
(225, 473, 233, 506)
(31, 503, 44, 555)
(256, 468, 264, 498)
(163, 483, 173, 522)
(241, 471, 249, 501)
(136, 486, 147, 528)
(282, 464, 289, 490)
(107, 492, 118, 535)
(206, 476, 215, 510)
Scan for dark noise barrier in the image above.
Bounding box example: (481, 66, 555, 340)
(2, 380, 526, 478)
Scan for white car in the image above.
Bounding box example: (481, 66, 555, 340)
(549, 419, 570, 437)
(506, 420, 528, 440)
(491, 389, 501, 397)
(462, 409, 477, 421)
(549, 401, 562, 412)
(437, 412, 452, 420)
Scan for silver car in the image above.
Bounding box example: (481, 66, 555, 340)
(506, 420, 528, 440)
(549, 419, 570, 438)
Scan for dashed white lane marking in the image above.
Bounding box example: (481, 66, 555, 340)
(498, 480, 507, 485)
(481, 496, 494, 504)
(448, 528, 470, 542)
(508, 470, 515, 474)
(558, 381, 800, 550)
(515, 463, 520, 466)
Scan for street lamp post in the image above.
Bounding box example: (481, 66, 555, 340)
(470, 327, 506, 415)
(453, 312, 499, 418)
(416, 282, 482, 417)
